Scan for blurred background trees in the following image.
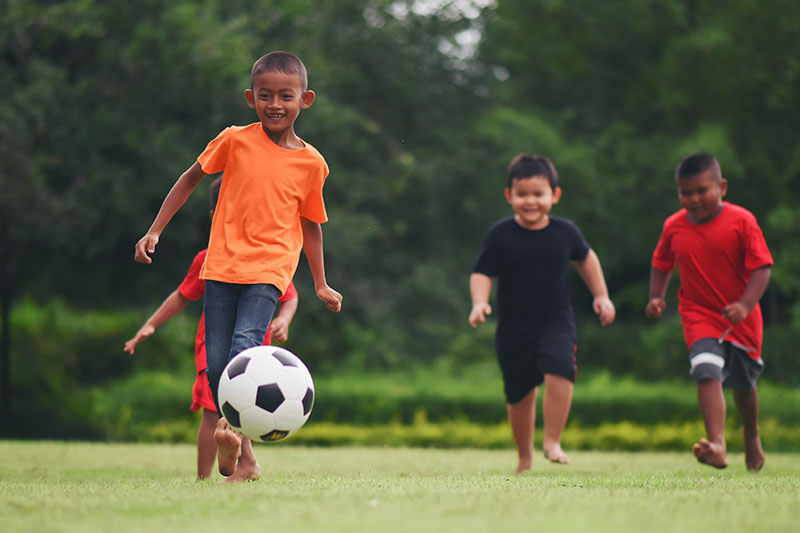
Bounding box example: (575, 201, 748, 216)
(1, 0, 798, 437)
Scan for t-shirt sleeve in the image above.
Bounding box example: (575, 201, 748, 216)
(567, 220, 590, 261)
(177, 251, 207, 301)
(197, 128, 231, 175)
(651, 221, 675, 272)
(299, 160, 328, 223)
(279, 281, 298, 302)
(472, 229, 500, 277)
(743, 214, 774, 271)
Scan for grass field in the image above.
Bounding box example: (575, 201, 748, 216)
(1, 441, 798, 533)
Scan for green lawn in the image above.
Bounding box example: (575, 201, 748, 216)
(1, 441, 798, 533)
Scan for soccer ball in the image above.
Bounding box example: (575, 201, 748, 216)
(217, 345, 315, 442)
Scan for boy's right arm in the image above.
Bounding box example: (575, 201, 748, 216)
(645, 266, 673, 319)
(124, 290, 190, 354)
(135, 162, 207, 264)
(468, 273, 493, 328)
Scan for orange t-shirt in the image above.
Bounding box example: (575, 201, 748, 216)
(197, 124, 328, 293)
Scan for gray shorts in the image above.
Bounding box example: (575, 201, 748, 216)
(689, 337, 763, 390)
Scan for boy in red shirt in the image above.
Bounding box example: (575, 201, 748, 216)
(124, 178, 299, 479)
(646, 153, 772, 471)
(134, 52, 342, 483)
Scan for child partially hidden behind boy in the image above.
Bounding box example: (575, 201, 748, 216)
(646, 153, 772, 471)
(469, 154, 616, 473)
(125, 177, 299, 480)
(134, 51, 342, 483)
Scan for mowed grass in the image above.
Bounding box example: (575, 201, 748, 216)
(1, 441, 798, 533)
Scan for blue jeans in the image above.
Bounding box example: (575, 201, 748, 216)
(204, 280, 280, 412)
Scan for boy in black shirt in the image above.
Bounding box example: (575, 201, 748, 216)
(470, 154, 615, 472)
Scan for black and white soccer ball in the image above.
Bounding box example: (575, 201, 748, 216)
(217, 345, 314, 442)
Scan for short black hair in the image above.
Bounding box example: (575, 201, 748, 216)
(675, 153, 722, 181)
(507, 154, 558, 190)
(251, 51, 308, 91)
(209, 177, 222, 211)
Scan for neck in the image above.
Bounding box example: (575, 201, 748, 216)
(688, 202, 724, 225)
(262, 125, 304, 150)
(514, 214, 550, 230)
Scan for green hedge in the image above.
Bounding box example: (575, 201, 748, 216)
(309, 367, 800, 427)
(5, 298, 198, 439)
(134, 414, 800, 452)
(6, 298, 800, 444)
(87, 364, 800, 449)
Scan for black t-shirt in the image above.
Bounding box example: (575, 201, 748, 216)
(472, 216, 590, 345)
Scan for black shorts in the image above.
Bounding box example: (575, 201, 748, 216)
(689, 338, 763, 390)
(496, 326, 577, 404)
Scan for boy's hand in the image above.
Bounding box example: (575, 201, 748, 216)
(593, 296, 616, 326)
(317, 285, 343, 313)
(135, 233, 160, 264)
(469, 303, 492, 328)
(722, 302, 749, 324)
(123, 324, 155, 354)
(645, 298, 666, 319)
(270, 316, 290, 343)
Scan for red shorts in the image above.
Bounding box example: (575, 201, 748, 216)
(191, 370, 217, 413)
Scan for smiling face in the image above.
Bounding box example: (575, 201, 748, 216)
(245, 69, 315, 148)
(505, 175, 562, 230)
(677, 167, 728, 224)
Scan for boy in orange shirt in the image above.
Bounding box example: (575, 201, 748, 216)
(134, 52, 342, 483)
(125, 177, 300, 479)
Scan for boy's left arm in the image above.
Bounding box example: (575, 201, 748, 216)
(722, 265, 772, 324)
(300, 218, 342, 313)
(573, 249, 616, 326)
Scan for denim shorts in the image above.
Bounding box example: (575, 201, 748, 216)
(204, 280, 280, 411)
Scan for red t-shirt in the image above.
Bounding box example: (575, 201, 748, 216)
(178, 249, 298, 372)
(651, 202, 773, 358)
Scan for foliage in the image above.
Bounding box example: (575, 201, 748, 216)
(285, 416, 800, 452)
(95, 366, 800, 450)
(6, 297, 800, 441)
(2, 1, 800, 436)
(3, 297, 197, 438)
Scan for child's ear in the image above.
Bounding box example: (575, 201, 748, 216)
(244, 88, 256, 109)
(552, 187, 563, 204)
(720, 179, 728, 198)
(300, 90, 315, 109)
(504, 188, 512, 203)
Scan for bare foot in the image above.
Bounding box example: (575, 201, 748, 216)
(515, 456, 533, 474)
(692, 438, 728, 469)
(214, 418, 242, 477)
(744, 435, 765, 472)
(222, 459, 262, 484)
(543, 444, 569, 464)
